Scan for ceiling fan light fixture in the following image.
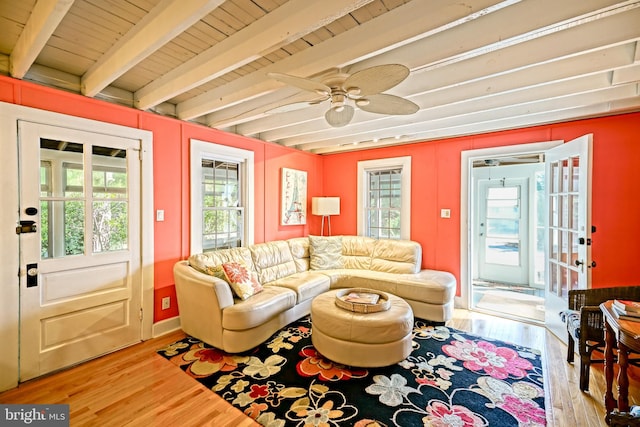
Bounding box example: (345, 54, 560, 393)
(325, 104, 354, 127)
(355, 98, 370, 107)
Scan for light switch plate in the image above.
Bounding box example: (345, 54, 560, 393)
(440, 208, 451, 218)
(156, 209, 165, 221)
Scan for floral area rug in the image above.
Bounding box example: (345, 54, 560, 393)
(157, 317, 546, 427)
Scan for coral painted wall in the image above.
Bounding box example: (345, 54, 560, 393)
(3, 75, 639, 323)
(322, 112, 640, 295)
(0, 76, 323, 323)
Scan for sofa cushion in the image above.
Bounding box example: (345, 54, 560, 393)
(250, 240, 297, 284)
(221, 262, 263, 300)
(370, 238, 421, 274)
(222, 286, 297, 330)
(309, 235, 343, 270)
(265, 271, 330, 303)
(287, 237, 311, 272)
(189, 247, 255, 274)
(341, 235, 375, 270)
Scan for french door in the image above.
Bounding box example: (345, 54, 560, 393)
(18, 121, 143, 380)
(544, 134, 592, 342)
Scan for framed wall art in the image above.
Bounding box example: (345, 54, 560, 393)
(281, 168, 307, 225)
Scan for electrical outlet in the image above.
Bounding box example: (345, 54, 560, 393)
(161, 296, 170, 310)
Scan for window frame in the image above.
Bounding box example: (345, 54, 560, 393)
(190, 139, 254, 254)
(357, 156, 411, 239)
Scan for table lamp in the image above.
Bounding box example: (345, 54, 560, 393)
(312, 197, 340, 236)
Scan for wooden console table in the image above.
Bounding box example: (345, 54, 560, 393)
(600, 300, 640, 423)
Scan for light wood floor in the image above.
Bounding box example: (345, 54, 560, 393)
(1, 309, 638, 427)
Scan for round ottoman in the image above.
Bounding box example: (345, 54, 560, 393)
(311, 289, 414, 367)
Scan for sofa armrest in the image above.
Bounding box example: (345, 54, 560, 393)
(174, 260, 235, 308)
(173, 260, 235, 347)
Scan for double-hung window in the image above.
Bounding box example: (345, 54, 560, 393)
(190, 139, 254, 253)
(357, 156, 411, 239)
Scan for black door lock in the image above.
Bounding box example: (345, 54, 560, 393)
(16, 220, 37, 234)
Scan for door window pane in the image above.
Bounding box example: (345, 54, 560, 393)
(63, 201, 85, 256)
(91, 146, 128, 253)
(484, 185, 521, 266)
(93, 201, 127, 252)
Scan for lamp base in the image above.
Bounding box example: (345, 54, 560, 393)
(320, 215, 332, 236)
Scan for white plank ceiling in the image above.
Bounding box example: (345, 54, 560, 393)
(0, 0, 638, 154)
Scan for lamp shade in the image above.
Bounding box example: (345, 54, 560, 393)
(312, 197, 340, 216)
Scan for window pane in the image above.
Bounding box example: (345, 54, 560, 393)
(40, 200, 50, 258)
(203, 209, 243, 251)
(64, 200, 84, 257)
(64, 167, 84, 196)
(92, 168, 127, 198)
(93, 201, 128, 253)
(92, 146, 128, 253)
(485, 237, 519, 266)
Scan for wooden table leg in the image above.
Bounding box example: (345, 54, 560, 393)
(617, 341, 630, 413)
(604, 320, 616, 422)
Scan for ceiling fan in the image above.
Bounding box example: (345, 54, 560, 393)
(267, 64, 419, 127)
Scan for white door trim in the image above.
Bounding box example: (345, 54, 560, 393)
(0, 101, 154, 392)
(459, 141, 562, 310)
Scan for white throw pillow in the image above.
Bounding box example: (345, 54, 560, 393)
(309, 235, 343, 270)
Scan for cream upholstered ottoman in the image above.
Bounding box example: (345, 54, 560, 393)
(310, 289, 414, 367)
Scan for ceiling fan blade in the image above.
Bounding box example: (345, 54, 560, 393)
(267, 101, 314, 114)
(357, 94, 419, 115)
(343, 64, 410, 96)
(325, 105, 355, 127)
(266, 94, 329, 114)
(267, 72, 331, 95)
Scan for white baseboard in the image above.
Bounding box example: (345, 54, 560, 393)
(152, 316, 181, 338)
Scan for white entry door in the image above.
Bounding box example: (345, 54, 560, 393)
(544, 134, 592, 342)
(477, 177, 529, 285)
(18, 121, 143, 381)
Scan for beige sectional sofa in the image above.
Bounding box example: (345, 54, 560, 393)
(173, 235, 456, 353)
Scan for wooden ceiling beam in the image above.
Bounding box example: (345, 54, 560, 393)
(10, 0, 75, 79)
(81, 0, 225, 97)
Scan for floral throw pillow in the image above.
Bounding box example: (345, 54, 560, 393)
(221, 262, 263, 300)
(205, 265, 227, 281)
